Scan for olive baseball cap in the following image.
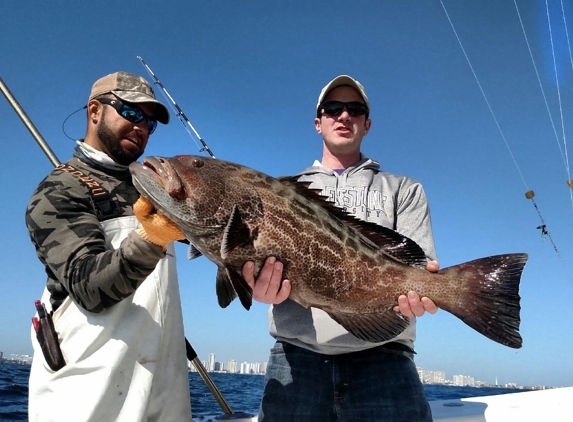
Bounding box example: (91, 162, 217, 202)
(89, 71, 170, 124)
(316, 75, 370, 114)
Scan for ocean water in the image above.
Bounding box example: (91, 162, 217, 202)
(0, 363, 524, 421)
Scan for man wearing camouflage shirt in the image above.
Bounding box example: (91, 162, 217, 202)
(26, 72, 192, 421)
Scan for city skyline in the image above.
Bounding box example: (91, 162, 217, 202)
(185, 352, 555, 390)
(1, 350, 557, 391)
(192, 352, 266, 375)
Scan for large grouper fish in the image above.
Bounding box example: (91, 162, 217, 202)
(129, 155, 528, 348)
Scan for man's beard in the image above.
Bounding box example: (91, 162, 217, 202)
(97, 108, 142, 165)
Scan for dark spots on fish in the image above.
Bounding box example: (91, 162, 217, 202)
(381, 266, 404, 284)
(345, 236, 359, 251)
(253, 180, 269, 189)
(323, 219, 346, 243)
(251, 226, 259, 242)
(290, 197, 316, 218)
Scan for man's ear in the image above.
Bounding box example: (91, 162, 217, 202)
(87, 100, 101, 124)
(314, 117, 322, 134)
(364, 119, 372, 135)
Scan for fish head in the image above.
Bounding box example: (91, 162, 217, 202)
(129, 155, 264, 239)
(129, 155, 229, 232)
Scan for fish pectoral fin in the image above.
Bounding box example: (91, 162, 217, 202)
(326, 309, 410, 343)
(187, 244, 203, 260)
(216, 268, 237, 308)
(225, 266, 253, 311)
(220, 205, 252, 259)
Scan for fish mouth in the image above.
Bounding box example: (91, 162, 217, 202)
(129, 157, 186, 201)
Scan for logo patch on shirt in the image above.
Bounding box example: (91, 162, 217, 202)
(321, 186, 389, 219)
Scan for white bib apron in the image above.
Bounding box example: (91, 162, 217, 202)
(28, 216, 191, 422)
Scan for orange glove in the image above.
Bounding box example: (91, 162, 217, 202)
(133, 197, 185, 249)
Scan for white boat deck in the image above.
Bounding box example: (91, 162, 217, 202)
(191, 386, 573, 421)
(429, 386, 572, 421)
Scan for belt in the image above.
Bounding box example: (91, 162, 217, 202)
(377, 342, 416, 354)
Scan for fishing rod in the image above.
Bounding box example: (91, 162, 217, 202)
(137, 56, 216, 158)
(2, 75, 245, 417)
(0, 77, 60, 167)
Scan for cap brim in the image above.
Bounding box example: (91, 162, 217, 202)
(316, 75, 370, 112)
(112, 90, 170, 124)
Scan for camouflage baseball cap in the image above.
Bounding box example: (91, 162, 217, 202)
(89, 71, 170, 124)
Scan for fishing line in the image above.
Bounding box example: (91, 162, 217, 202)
(558, 0, 573, 199)
(561, 0, 573, 79)
(439, 0, 563, 260)
(513, 0, 573, 225)
(440, 1, 528, 189)
(544, 0, 572, 198)
(136, 56, 216, 158)
(513, 1, 568, 177)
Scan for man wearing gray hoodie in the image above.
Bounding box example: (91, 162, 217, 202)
(245, 75, 439, 421)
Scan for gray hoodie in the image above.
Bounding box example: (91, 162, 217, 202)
(268, 156, 437, 354)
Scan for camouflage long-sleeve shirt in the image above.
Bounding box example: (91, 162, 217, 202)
(26, 157, 166, 313)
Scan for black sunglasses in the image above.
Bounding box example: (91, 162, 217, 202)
(97, 98, 158, 134)
(319, 101, 368, 118)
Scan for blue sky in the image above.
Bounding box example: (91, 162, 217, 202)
(1, 1, 572, 388)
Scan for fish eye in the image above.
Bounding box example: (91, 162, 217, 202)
(192, 159, 204, 168)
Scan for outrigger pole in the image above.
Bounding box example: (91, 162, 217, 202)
(0, 77, 61, 167)
(185, 339, 237, 416)
(2, 76, 248, 418)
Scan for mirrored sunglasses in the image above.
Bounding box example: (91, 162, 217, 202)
(320, 101, 368, 117)
(97, 98, 158, 134)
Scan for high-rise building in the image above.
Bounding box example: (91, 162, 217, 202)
(417, 367, 446, 384)
(228, 359, 237, 374)
(240, 361, 251, 374)
(453, 374, 475, 387)
(208, 353, 216, 372)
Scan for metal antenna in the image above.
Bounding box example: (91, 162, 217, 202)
(137, 56, 216, 158)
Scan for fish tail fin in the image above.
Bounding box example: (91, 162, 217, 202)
(437, 253, 528, 349)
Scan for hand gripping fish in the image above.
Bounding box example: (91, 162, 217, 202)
(129, 155, 527, 349)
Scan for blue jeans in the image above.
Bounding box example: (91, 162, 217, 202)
(259, 341, 432, 422)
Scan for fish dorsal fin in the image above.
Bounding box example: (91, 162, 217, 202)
(326, 309, 410, 343)
(277, 177, 427, 268)
(221, 205, 252, 259)
(353, 224, 428, 268)
(277, 176, 328, 200)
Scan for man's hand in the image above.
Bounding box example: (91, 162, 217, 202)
(393, 260, 440, 318)
(242, 257, 291, 305)
(133, 197, 186, 248)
